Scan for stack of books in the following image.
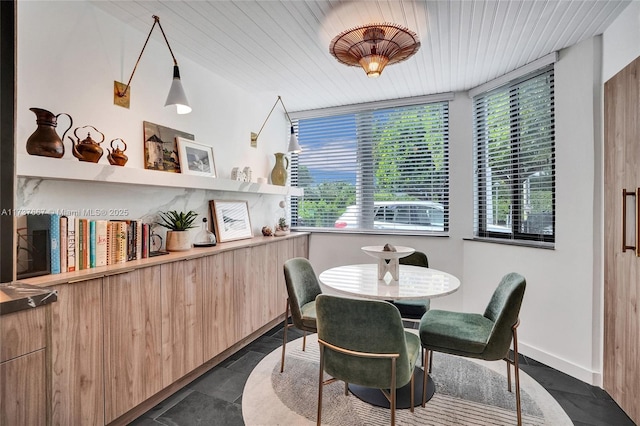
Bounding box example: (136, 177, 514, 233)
(16, 213, 153, 278)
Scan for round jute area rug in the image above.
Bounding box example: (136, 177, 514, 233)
(242, 333, 572, 425)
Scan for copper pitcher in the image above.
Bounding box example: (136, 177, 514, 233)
(26, 108, 73, 158)
(107, 138, 128, 166)
(70, 125, 104, 163)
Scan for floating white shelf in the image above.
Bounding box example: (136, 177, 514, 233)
(16, 154, 303, 196)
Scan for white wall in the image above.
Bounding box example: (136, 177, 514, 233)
(16, 1, 290, 239)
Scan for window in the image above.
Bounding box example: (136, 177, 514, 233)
(290, 97, 450, 234)
(473, 66, 555, 243)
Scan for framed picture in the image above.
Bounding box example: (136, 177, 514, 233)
(176, 137, 216, 177)
(210, 200, 253, 242)
(143, 121, 194, 173)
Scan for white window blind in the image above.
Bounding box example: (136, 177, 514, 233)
(473, 66, 555, 243)
(290, 101, 449, 234)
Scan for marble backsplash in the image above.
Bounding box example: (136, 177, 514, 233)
(16, 177, 290, 248)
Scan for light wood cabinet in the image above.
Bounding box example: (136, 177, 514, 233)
(202, 251, 236, 360)
(0, 306, 46, 363)
(103, 267, 162, 423)
(50, 279, 104, 426)
(161, 259, 204, 386)
(1, 350, 46, 426)
(604, 57, 640, 424)
(0, 307, 47, 426)
(15, 233, 308, 425)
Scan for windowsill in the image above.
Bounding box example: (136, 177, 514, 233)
(292, 227, 450, 237)
(463, 236, 555, 250)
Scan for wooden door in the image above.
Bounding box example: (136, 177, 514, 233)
(604, 56, 640, 424)
(161, 258, 204, 386)
(103, 266, 162, 423)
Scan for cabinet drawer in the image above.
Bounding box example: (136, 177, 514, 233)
(0, 307, 46, 362)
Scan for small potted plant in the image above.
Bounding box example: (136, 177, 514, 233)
(157, 210, 198, 251)
(274, 216, 290, 237)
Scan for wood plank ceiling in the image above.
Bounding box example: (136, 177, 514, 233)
(93, 0, 630, 112)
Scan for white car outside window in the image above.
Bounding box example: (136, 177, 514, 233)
(334, 201, 445, 232)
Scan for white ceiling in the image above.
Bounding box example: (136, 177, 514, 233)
(93, 0, 630, 112)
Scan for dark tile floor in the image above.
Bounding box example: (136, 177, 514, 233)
(131, 324, 635, 426)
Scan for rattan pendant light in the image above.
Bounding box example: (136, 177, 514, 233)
(329, 23, 420, 78)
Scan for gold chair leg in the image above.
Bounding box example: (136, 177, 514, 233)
(317, 345, 325, 426)
(390, 358, 396, 426)
(410, 369, 415, 413)
(513, 327, 522, 426)
(303, 330, 307, 351)
(280, 299, 289, 373)
(422, 349, 430, 407)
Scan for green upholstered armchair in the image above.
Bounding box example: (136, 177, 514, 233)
(418, 272, 526, 424)
(392, 251, 431, 320)
(315, 295, 421, 426)
(281, 257, 322, 373)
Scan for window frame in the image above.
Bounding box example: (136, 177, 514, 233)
(289, 95, 452, 236)
(473, 66, 556, 244)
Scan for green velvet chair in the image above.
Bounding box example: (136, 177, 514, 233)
(281, 257, 322, 373)
(392, 251, 431, 320)
(315, 294, 421, 426)
(418, 272, 526, 425)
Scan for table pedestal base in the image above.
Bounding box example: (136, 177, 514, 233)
(377, 258, 400, 280)
(348, 366, 435, 409)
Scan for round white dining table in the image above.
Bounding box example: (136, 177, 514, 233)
(318, 263, 461, 301)
(317, 263, 461, 409)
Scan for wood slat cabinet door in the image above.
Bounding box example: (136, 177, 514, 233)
(604, 56, 640, 425)
(50, 280, 104, 426)
(202, 251, 236, 360)
(103, 266, 162, 423)
(233, 245, 271, 339)
(292, 234, 309, 259)
(161, 258, 204, 386)
(1, 349, 46, 426)
(1, 307, 47, 426)
(275, 239, 294, 315)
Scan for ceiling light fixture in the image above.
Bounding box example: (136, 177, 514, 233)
(251, 96, 301, 153)
(329, 23, 421, 78)
(114, 15, 191, 114)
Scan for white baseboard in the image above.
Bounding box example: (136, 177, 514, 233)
(519, 342, 602, 387)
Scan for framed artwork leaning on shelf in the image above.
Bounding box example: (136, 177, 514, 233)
(210, 200, 253, 242)
(176, 137, 216, 177)
(143, 121, 194, 173)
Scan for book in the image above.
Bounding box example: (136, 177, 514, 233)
(106, 222, 114, 266)
(60, 216, 68, 273)
(141, 223, 149, 259)
(126, 220, 136, 261)
(117, 221, 127, 264)
(136, 221, 143, 260)
(74, 217, 81, 271)
(95, 220, 108, 267)
(67, 215, 76, 272)
(50, 213, 61, 274)
(78, 218, 88, 270)
(89, 220, 96, 268)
